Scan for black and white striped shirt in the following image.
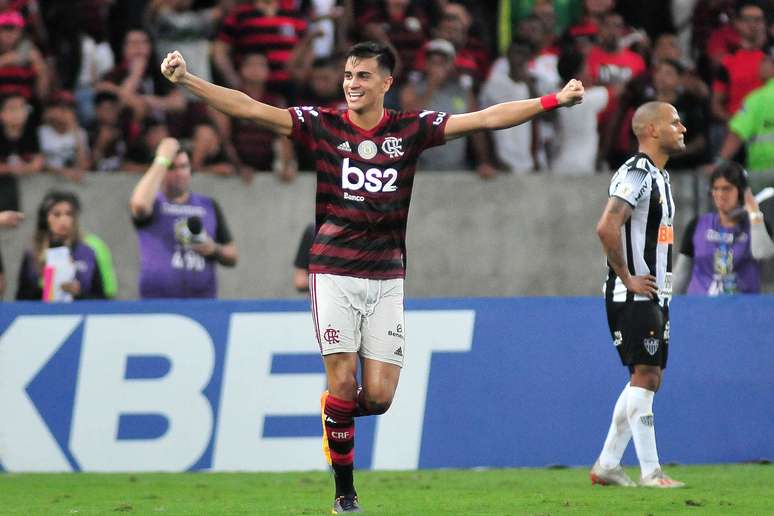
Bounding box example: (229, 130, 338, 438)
(604, 153, 675, 306)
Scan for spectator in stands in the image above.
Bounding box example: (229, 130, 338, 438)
(89, 91, 127, 172)
(588, 11, 647, 168)
(552, 45, 608, 174)
(129, 137, 238, 299)
(358, 0, 431, 83)
(145, 0, 228, 137)
(429, 3, 492, 89)
(0, 10, 48, 104)
(16, 190, 106, 300)
(651, 32, 710, 100)
(715, 49, 774, 192)
(491, 15, 562, 96)
(145, 0, 226, 86)
(0, 93, 43, 211)
(568, 0, 614, 39)
(292, 222, 314, 292)
(700, 0, 744, 70)
(122, 118, 169, 172)
(401, 39, 494, 177)
(710, 1, 767, 124)
(674, 162, 774, 295)
(479, 38, 538, 174)
(214, 0, 309, 96)
(45, 0, 114, 127)
(607, 59, 709, 172)
(0, 208, 23, 297)
(1, 0, 47, 52)
(96, 28, 186, 128)
(196, 52, 297, 181)
(38, 90, 91, 182)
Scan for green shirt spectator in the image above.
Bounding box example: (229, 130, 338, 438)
(499, 0, 583, 52)
(729, 79, 774, 173)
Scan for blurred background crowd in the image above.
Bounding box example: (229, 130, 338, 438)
(0, 0, 772, 300)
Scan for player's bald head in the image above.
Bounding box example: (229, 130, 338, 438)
(632, 101, 672, 138)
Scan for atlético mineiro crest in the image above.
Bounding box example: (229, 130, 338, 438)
(643, 337, 659, 356)
(323, 326, 340, 345)
(381, 137, 403, 158)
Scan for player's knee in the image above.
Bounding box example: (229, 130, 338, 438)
(361, 397, 391, 415)
(328, 375, 358, 399)
(631, 367, 661, 392)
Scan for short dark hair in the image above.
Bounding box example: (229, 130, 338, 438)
(345, 41, 396, 75)
(711, 161, 749, 205)
(0, 93, 26, 109)
(656, 58, 685, 75)
(95, 91, 119, 105)
(736, 0, 764, 16)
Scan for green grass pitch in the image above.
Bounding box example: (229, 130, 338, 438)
(0, 464, 771, 515)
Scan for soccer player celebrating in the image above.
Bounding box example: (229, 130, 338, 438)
(592, 101, 686, 489)
(161, 42, 584, 513)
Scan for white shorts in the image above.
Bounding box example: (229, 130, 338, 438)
(309, 273, 405, 367)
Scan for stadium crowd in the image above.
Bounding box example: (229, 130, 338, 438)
(0, 0, 773, 299)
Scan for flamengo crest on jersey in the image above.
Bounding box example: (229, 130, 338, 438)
(604, 153, 675, 306)
(288, 106, 450, 279)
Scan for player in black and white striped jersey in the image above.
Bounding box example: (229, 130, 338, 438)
(591, 101, 687, 489)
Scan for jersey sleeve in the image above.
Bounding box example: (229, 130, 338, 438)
(609, 168, 651, 207)
(211, 198, 233, 244)
(415, 110, 451, 151)
(287, 106, 321, 151)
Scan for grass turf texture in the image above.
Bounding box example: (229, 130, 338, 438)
(0, 464, 771, 515)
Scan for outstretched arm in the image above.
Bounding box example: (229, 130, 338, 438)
(161, 51, 293, 136)
(444, 79, 584, 140)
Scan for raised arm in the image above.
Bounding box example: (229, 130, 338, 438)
(161, 51, 293, 136)
(596, 196, 658, 298)
(444, 79, 585, 140)
(129, 137, 178, 219)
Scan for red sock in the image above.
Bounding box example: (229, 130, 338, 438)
(324, 394, 356, 496)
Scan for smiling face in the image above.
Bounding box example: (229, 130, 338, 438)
(342, 56, 392, 114)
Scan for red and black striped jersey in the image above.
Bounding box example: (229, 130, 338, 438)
(217, 5, 306, 92)
(288, 106, 450, 279)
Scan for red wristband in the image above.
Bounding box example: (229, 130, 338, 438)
(540, 93, 560, 111)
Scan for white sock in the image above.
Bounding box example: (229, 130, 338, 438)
(626, 386, 660, 477)
(599, 382, 632, 469)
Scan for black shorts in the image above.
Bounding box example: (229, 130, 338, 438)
(606, 300, 669, 371)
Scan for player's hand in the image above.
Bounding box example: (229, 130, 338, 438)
(155, 137, 180, 163)
(623, 274, 658, 298)
(161, 51, 187, 83)
(192, 238, 217, 258)
(557, 79, 584, 107)
(0, 210, 23, 228)
(743, 187, 759, 214)
(61, 280, 81, 296)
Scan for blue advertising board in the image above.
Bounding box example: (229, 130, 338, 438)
(0, 295, 771, 472)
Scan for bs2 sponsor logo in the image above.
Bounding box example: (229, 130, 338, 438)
(341, 158, 398, 194)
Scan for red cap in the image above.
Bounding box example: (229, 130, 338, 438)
(0, 11, 25, 28)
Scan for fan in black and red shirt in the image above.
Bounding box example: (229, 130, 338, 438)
(161, 41, 584, 514)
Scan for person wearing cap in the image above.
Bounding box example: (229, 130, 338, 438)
(401, 38, 496, 177)
(38, 90, 91, 182)
(0, 10, 49, 102)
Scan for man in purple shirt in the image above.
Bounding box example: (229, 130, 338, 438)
(129, 137, 238, 298)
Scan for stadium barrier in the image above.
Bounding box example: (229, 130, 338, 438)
(1, 295, 771, 472)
